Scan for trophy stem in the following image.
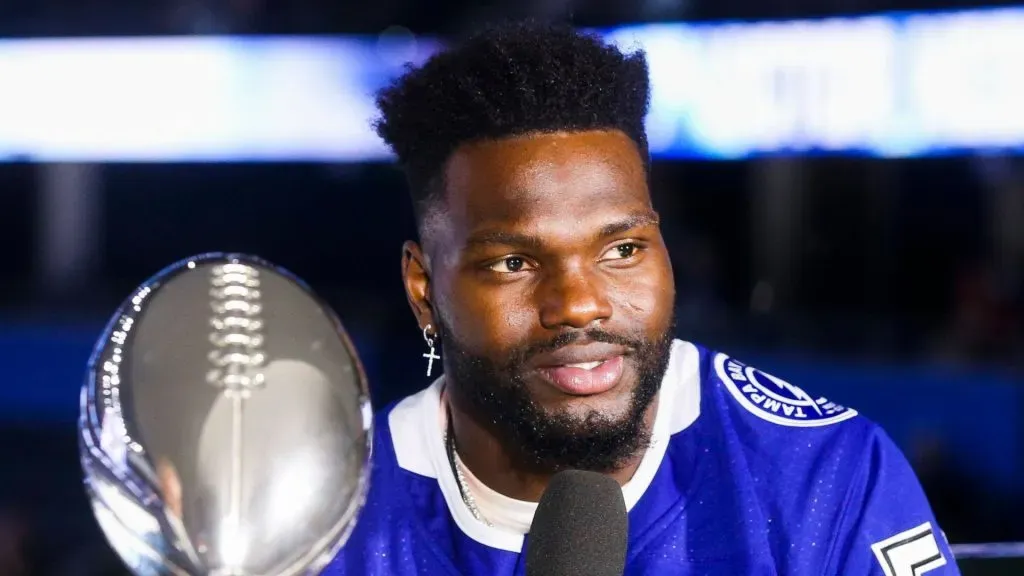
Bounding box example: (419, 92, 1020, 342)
(224, 389, 245, 573)
(209, 389, 248, 576)
(230, 391, 244, 532)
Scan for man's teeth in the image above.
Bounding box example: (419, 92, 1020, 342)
(563, 360, 603, 370)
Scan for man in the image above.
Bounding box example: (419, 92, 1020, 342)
(325, 22, 959, 575)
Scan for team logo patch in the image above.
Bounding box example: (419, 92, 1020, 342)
(714, 353, 857, 427)
(871, 522, 946, 576)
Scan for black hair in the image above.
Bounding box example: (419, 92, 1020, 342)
(373, 21, 651, 226)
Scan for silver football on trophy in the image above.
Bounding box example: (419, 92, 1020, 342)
(78, 253, 373, 575)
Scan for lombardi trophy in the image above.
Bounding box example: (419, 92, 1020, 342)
(78, 253, 373, 575)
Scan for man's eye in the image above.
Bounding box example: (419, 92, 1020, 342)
(489, 256, 531, 273)
(602, 243, 641, 261)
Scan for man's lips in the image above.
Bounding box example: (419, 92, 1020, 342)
(531, 343, 629, 396)
(531, 342, 630, 368)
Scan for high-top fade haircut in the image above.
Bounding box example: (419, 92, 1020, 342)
(373, 21, 652, 229)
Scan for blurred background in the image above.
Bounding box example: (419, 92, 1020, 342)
(1, 0, 1023, 574)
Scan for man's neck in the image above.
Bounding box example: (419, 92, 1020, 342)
(447, 397, 658, 502)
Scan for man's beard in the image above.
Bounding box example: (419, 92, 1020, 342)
(437, 318, 675, 474)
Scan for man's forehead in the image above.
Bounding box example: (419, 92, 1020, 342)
(442, 130, 647, 219)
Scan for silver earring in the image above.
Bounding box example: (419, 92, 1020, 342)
(422, 324, 440, 377)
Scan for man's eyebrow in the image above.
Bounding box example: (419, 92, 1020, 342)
(464, 211, 660, 250)
(598, 211, 660, 238)
(464, 230, 544, 250)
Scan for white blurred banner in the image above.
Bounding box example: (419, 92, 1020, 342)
(1, 8, 1023, 161)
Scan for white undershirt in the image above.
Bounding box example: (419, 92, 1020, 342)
(451, 448, 538, 534)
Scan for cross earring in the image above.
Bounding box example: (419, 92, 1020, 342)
(422, 324, 440, 378)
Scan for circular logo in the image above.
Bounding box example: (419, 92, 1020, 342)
(714, 354, 857, 427)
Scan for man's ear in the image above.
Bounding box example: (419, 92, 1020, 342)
(402, 240, 434, 332)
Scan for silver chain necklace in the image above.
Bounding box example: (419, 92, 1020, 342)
(444, 411, 493, 527)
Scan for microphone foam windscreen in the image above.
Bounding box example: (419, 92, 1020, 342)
(525, 470, 628, 576)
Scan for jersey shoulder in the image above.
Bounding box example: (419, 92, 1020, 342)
(695, 348, 886, 469)
(706, 350, 862, 429)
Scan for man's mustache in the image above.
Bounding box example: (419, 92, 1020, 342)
(511, 329, 644, 366)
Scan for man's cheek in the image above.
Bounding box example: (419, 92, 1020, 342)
(464, 298, 534, 343)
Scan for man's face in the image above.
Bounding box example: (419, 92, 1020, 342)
(407, 129, 676, 473)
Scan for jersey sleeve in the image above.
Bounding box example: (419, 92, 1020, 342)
(822, 428, 961, 576)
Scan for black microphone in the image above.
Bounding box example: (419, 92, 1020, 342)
(525, 470, 628, 576)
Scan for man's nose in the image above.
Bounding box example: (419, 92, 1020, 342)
(537, 266, 613, 330)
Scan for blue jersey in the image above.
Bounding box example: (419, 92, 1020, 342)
(324, 340, 959, 575)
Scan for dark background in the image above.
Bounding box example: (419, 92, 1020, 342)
(1, 0, 1023, 574)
